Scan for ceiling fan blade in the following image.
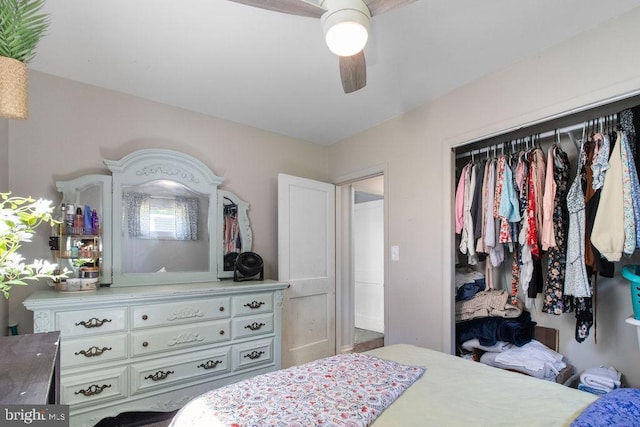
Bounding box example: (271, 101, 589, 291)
(339, 51, 366, 93)
(362, 0, 418, 16)
(227, 0, 326, 18)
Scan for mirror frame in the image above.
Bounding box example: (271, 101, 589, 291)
(55, 174, 113, 284)
(105, 149, 224, 286)
(217, 190, 253, 278)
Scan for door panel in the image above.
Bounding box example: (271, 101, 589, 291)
(278, 174, 335, 368)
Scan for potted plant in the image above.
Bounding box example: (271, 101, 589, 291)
(0, 0, 49, 119)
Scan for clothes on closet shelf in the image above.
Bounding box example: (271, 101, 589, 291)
(455, 289, 523, 322)
(456, 310, 536, 348)
(478, 339, 568, 382)
(455, 106, 640, 343)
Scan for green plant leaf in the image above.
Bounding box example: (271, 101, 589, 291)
(0, 0, 49, 62)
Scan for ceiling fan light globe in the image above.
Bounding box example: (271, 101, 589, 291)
(321, 0, 371, 57)
(325, 21, 368, 56)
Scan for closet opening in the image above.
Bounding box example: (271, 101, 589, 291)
(450, 91, 640, 388)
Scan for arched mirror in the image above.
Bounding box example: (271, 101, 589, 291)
(103, 149, 251, 286)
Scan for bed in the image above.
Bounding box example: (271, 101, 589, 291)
(169, 344, 638, 426)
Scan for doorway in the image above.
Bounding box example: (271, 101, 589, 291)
(350, 175, 385, 352)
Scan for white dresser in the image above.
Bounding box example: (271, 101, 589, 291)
(23, 281, 288, 427)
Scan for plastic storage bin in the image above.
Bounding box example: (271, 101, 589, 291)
(621, 265, 640, 320)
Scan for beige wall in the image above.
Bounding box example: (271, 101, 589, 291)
(7, 71, 328, 334)
(329, 8, 640, 386)
(6, 7, 640, 386)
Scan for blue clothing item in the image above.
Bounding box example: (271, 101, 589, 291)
(571, 388, 640, 427)
(455, 278, 486, 302)
(456, 311, 536, 347)
(622, 133, 640, 249)
(498, 163, 521, 222)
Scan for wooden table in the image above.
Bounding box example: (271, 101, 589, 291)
(0, 331, 60, 404)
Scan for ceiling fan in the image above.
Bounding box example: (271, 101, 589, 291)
(227, 0, 418, 93)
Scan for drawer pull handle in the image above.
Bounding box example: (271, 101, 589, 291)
(244, 322, 266, 331)
(75, 317, 112, 328)
(75, 346, 112, 357)
(142, 341, 149, 347)
(244, 350, 265, 360)
(144, 370, 174, 381)
(74, 384, 111, 397)
(197, 359, 222, 370)
(219, 306, 225, 312)
(142, 314, 148, 320)
(244, 301, 265, 309)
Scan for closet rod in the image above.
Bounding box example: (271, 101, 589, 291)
(454, 120, 603, 160)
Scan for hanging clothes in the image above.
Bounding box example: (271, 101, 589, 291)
(564, 137, 590, 298)
(454, 163, 469, 234)
(585, 133, 614, 277)
(459, 162, 476, 262)
(530, 147, 546, 245)
(526, 153, 540, 259)
(591, 132, 625, 262)
(621, 132, 640, 250)
(496, 155, 513, 245)
(475, 159, 492, 255)
(542, 145, 571, 315)
(509, 152, 522, 305)
(620, 132, 636, 256)
(541, 147, 557, 250)
(471, 159, 486, 243)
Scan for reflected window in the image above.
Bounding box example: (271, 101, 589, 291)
(123, 183, 200, 241)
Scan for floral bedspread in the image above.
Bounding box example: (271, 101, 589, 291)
(170, 352, 425, 427)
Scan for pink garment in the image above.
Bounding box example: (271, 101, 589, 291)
(541, 147, 557, 250)
(455, 163, 469, 234)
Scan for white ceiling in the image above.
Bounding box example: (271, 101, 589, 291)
(29, 0, 640, 145)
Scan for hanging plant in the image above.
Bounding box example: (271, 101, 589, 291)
(0, 0, 50, 119)
(0, 0, 49, 63)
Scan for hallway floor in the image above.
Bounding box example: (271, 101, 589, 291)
(353, 327, 384, 353)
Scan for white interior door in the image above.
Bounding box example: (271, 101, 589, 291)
(278, 174, 335, 368)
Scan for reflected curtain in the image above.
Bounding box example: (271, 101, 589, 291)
(125, 192, 151, 237)
(176, 196, 199, 240)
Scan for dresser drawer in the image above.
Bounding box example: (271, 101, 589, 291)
(131, 319, 231, 357)
(60, 333, 128, 368)
(56, 308, 126, 337)
(234, 338, 273, 371)
(232, 313, 274, 339)
(130, 346, 231, 395)
(131, 297, 230, 329)
(232, 293, 273, 316)
(61, 366, 127, 408)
